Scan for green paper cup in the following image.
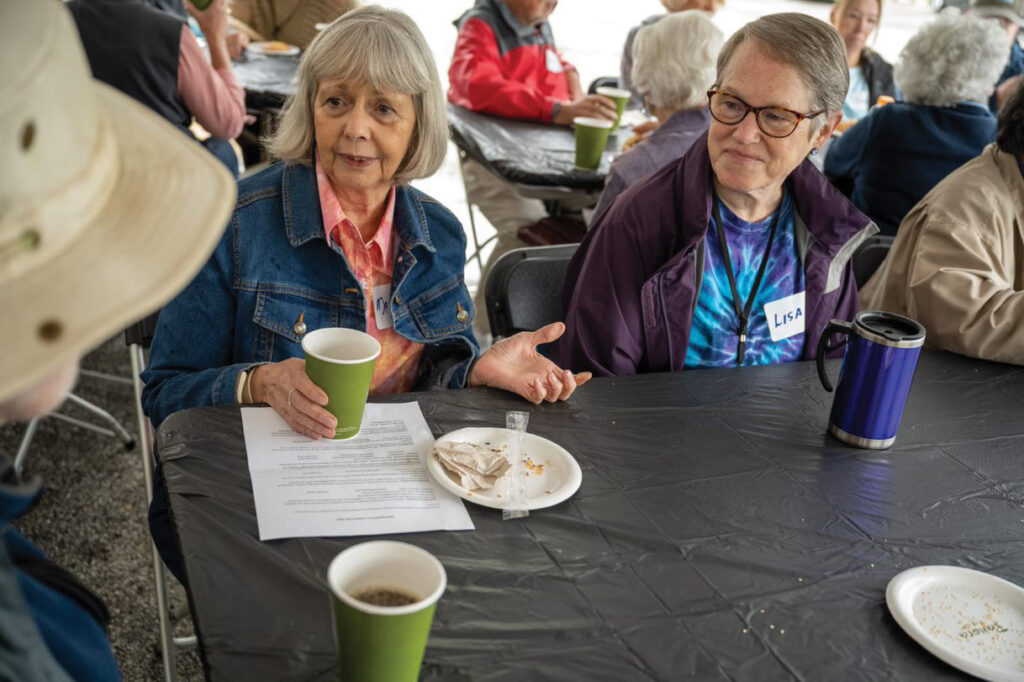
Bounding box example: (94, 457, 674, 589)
(573, 116, 613, 171)
(596, 86, 630, 131)
(302, 328, 380, 440)
(328, 541, 447, 682)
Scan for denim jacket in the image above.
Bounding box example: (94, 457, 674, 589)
(142, 162, 478, 427)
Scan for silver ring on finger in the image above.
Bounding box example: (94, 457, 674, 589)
(287, 388, 297, 407)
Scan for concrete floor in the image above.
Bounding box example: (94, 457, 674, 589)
(1, 1, 939, 679)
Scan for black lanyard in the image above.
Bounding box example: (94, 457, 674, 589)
(713, 196, 782, 365)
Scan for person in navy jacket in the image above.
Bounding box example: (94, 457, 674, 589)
(825, 13, 1008, 235)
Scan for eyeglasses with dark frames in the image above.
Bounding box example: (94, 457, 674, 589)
(706, 89, 825, 139)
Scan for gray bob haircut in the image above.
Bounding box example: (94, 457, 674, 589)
(716, 13, 848, 130)
(632, 11, 723, 111)
(265, 6, 447, 184)
(895, 13, 1008, 107)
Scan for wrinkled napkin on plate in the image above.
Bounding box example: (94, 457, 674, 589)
(432, 440, 511, 491)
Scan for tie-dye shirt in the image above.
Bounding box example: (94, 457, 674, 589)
(684, 192, 805, 369)
(315, 156, 424, 395)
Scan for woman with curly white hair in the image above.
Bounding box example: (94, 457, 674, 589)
(825, 12, 1008, 235)
(619, 0, 724, 108)
(593, 10, 723, 219)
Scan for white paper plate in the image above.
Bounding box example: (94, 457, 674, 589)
(427, 427, 582, 511)
(248, 41, 299, 56)
(886, 566, 1024, 681)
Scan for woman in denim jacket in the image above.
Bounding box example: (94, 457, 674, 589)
(142, 6, 590, 440)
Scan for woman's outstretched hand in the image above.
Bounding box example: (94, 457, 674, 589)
(468, 322, 592, 404)
(249, 359, 336, 440)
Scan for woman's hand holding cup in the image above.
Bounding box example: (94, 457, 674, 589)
(249, 359, 337, 440)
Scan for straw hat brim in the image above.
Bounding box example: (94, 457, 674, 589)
(0, 82, 237, 404)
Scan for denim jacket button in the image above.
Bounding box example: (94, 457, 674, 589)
(456, 303, 469, 324)
(293, 312, 307, 336)
(394, 294, 403, 305)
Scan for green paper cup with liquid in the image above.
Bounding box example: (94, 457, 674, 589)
(328, 541, 447, 682)
(573, 116, 613, 171)
(596, 85, 630, 131)
(302, 328, 380, 440)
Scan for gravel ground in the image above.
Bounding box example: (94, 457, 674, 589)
(0, 335, 204, 681)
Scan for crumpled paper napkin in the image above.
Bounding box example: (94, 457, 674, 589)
(433, 440, 511, 490)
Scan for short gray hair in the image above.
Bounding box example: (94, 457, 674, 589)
(716, 13, 848, 131)
(895, 13, 1008, 106)
(632, 11, 723, 111)
(265, 6, 447, 184)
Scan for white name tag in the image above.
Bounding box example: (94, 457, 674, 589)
(545, 48, 564, 74)
(372, 283, 393, 330)
(763, 290, 805, 342)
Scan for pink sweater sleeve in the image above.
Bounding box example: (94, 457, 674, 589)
(177, 25, 246, 139)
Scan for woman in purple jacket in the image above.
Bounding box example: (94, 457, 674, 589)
(556, 13, 877, 376)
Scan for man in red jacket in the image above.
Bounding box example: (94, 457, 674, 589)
(449, 0, 616, 123)
(449, 0, 617, 339)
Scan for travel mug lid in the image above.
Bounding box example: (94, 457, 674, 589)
(854, 311, 926, 348)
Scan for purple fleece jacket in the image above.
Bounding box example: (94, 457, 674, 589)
(553, 131, 876, 376)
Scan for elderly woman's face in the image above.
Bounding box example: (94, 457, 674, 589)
(313, 78, 416, 198)
(831, 0, 879, 57)
(708, 41, 832, 203)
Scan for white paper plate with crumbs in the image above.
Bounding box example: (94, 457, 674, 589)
(427, 427, 581, 511)
(886, 566, 1024, 681)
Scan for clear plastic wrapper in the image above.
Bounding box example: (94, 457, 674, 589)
(502, 411, 529, 520)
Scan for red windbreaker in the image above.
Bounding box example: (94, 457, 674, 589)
(448, 1, 575, 123)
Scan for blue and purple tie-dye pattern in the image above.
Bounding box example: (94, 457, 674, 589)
(685, 192, 805, 369)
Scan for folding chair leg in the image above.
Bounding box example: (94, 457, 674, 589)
(457, 152, 497, 275)
(64, 394, 135, 450)
(131, 345, 180, 682)
(13, 418, 41, 477)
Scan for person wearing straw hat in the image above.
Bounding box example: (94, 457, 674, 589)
(0, 0, 236, 677)
(970, 0, 1024, 110)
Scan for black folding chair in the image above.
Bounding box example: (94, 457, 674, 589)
(587, 76, 620, 95)
(852, 234, 895, 288)
(484, 245, 578, 339)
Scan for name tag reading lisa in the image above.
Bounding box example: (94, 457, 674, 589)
(372, 283, 393, 330)
(763, 290, 805, 342)
(545, 48, 564, 74)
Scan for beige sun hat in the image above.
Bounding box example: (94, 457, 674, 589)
(0, 0, 237, 404)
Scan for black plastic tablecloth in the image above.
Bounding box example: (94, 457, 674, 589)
(448, 104, 624, 190)
(158, 352, 1024, 681)
(231, 51, 299, 110)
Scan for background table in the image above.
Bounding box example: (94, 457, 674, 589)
(231, 50, 298, 111)
(448, 104, 627, 197)
(158, 352, 1024, 680)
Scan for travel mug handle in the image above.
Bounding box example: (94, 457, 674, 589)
(816, 319, 853, 393)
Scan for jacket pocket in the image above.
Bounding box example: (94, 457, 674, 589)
(252, 290, 342, 361)
(403, 276, 473, 340)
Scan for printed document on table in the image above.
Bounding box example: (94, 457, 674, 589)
(242, 402, 474, 540)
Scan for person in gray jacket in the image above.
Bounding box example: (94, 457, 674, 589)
(592, 10, 722, 221)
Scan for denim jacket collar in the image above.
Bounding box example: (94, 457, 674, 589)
(281, 163, 436, 254)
